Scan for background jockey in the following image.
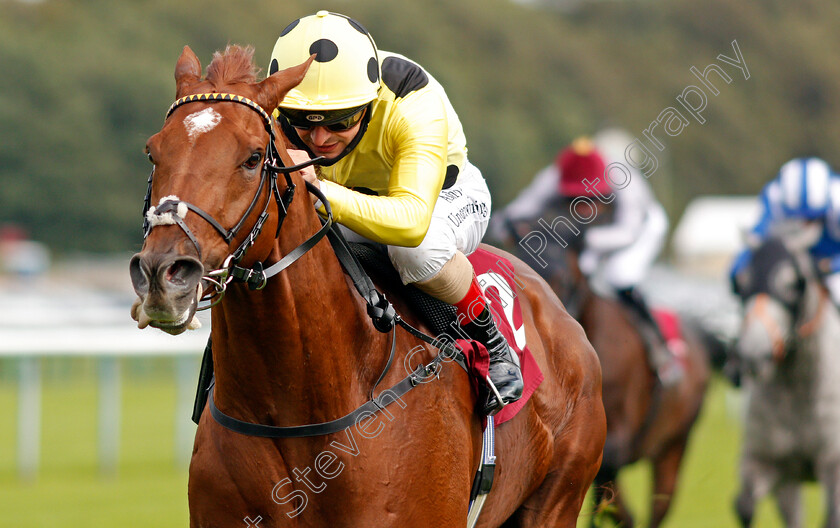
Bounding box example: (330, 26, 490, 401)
(730, 157, 840, 307)
(269, 11, 522, 415)
(493, 130, 684, 386)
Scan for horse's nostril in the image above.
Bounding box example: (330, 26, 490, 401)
(167, 260, 185, 285)
(129, 254, 149, 296)
(165, 257, 204, 288)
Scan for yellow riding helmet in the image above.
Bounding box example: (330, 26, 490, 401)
(269, 11, 380, 111)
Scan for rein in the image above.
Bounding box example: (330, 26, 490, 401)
(743, 294, 789, 362)
(147, 92, 467, 438)
(796, 287, 828, 338)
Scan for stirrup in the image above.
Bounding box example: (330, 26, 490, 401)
(483, 375, 508, 416)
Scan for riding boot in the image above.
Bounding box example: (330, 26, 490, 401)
(416, 255, 525, 415)
(459, 306, 524, 415)
(617, 287, 684, 387)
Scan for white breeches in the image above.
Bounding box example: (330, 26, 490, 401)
(340, 160, 492, 285)
(581, 205, 667, 290)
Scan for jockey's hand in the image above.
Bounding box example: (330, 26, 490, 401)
(287, 149, 320, 205)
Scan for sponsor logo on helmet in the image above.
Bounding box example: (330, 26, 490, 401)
(306, 114, 325, 122)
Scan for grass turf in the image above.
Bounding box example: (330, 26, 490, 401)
(0, 364, 826, 527)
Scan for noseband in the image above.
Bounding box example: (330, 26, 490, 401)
(142, 92, 328, 307)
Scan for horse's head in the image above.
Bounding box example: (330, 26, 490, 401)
(732, 227, 818, 380)
(129, 45, 312, 334)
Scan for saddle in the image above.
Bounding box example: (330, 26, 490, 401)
(347, 242, 459, 337)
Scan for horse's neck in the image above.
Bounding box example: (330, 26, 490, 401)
(211, 198, 380, 424)
(777, 283, 840, 388)
(562, 250, 591, 319)
(801, 284, 840, 367)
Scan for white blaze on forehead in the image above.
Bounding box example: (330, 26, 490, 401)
(183, 108, 222, 142)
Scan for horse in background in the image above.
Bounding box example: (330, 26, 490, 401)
(498, 217, 710, 528)
(129, 45, 606, 527)
(732, 225, 840, 527)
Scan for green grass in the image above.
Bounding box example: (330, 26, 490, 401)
(0, 366, 827, 527)
(0, 359, 191, 528)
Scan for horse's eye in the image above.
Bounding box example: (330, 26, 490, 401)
(243, 152, 262, 170)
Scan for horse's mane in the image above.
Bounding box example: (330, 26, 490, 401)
(206, 45, 260, 87)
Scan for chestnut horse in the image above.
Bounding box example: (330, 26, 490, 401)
(129, 45, 605, 527)
(501, 218, 709, 527)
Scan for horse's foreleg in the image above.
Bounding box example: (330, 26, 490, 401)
(735, 455, 778, 528)
(587, 472, 613, 528)
(649, 438, 688, 528)
(591, 465, 633, 528)
(773, 480, 802, 528)
(588, 481, 608, 528)
(734, 489, 754, 528)
(818, 460, 840, 528)
(826, 485, 840, 528)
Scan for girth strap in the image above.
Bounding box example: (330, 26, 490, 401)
(467, 415, 496, 526)
(207, 324, 466, 438)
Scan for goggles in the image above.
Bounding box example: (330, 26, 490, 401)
(279, 105, 367, 132)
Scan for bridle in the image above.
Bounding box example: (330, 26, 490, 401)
(739, 243, 826, 361)
(142, 92, 328, 308)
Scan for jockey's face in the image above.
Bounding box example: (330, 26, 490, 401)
(292, 108, 366, 160)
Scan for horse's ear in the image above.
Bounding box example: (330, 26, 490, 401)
(175, 46, 202, 98)
(255, 55, 315, 113)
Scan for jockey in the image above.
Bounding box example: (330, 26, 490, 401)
(493, 131, 682, 386)
(558, 136, 683, 386)
(731, 157, 840, 306)
(268, 11, 522, 415)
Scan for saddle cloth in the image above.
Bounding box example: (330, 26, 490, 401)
(652, 307, 689, 364)
(652, 308, 684, 343)
(350, 244, 543, 425)
(652, 307, 686, 345)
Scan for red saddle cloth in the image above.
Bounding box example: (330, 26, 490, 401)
(652, 308, 688, 359)
(460, 248, 544, 426)
(652, 308, 683, 342)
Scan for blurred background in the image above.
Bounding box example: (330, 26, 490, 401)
(1, 0, 838, 526)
